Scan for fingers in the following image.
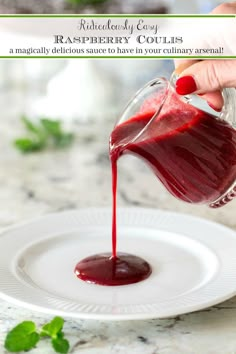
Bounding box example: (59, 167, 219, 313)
(175, 60, 236, 94)
(173, 2, 236, 111)
(211, 1, 236, 14)
(174, 60, 199, 75)
(174, 1, 236, 78)
(198, 91, 224, 111)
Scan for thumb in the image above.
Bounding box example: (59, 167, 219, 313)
(175, 60, 236, 95)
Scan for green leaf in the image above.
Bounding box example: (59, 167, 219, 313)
(4, 321, 40, 352)
(21, 116, 40, 134)
(51, 335, 70, 354)
(14, 138, 44, 153)
(40, 317, 64, 338)
(40, 119, 62, 137)
(54, 133, 74, 148)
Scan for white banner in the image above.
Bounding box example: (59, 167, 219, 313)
(0, 16, 235, 58)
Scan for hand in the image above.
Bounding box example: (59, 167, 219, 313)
(175, 1, 236, 111)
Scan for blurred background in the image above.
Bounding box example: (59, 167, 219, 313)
(0, 0, 228, 14)
(0, 60, 173, 123)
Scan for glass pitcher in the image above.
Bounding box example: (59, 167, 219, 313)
(110, 77, 236, 208)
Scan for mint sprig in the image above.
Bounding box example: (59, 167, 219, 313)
(14, 116, 74, 153)
(4, 317, 70, 353)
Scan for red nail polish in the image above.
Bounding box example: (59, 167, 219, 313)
(176, 76, 197, 95)
(207, 101, 222, 112)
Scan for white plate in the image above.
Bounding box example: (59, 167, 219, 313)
(1, 208, 236, 320)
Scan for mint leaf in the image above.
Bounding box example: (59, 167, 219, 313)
(52, 335, 70, 354)
(40, 119, 74, 148)
(40, 119, 62, 137)
(22, 116, 40, 134)
(41, 317, 64, 338)
(54, 133, 74, 148)
(4, 321, 40, 352)
(14, 138, 45, 153)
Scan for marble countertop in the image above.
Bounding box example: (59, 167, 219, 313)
(1, 89, 236, 354)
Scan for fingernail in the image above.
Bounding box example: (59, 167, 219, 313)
(176, 76, 197, 95)
(207, 101, 222, 112)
